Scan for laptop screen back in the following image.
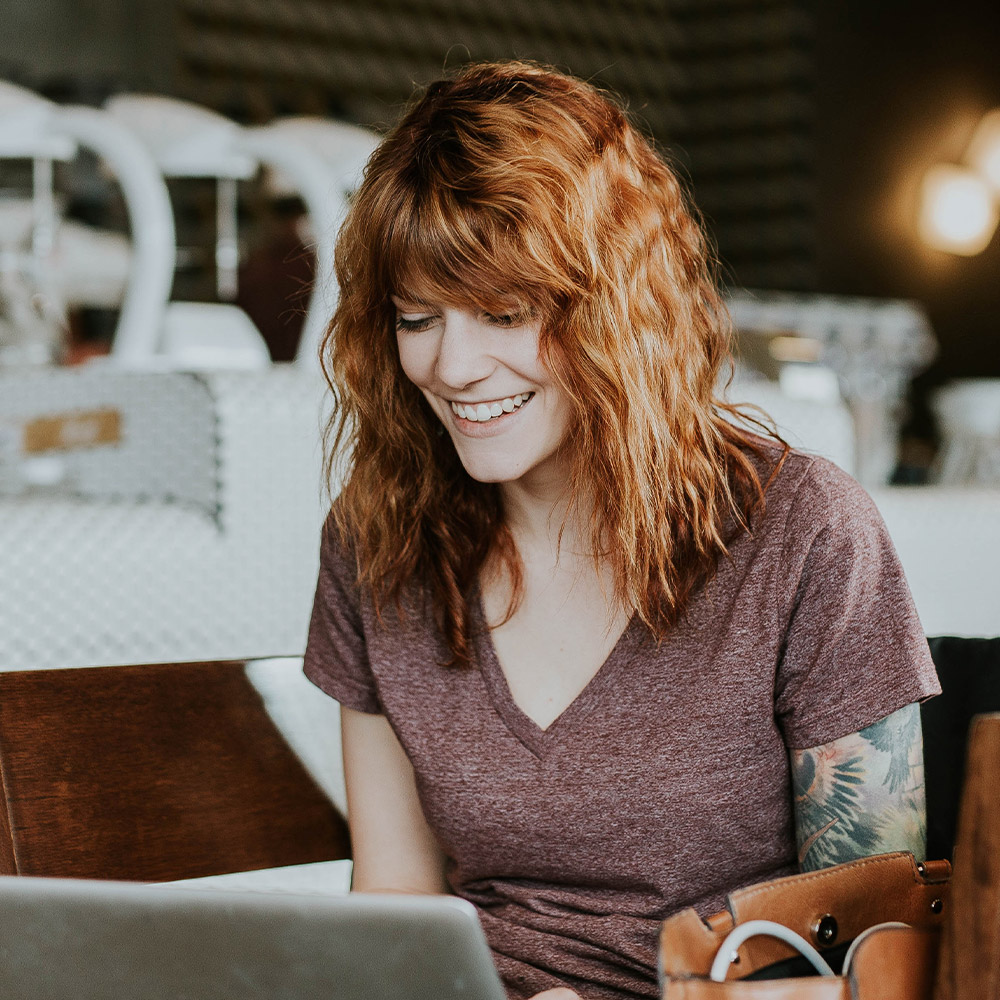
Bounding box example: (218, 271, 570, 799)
(0, 876, 507, 1000)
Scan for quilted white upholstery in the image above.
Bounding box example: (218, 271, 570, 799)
(0, 365, 330, 671)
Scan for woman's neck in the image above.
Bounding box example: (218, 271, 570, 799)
(498, 474, 592, 562)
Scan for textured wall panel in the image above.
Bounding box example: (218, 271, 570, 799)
(176, 0, 677, 134)
(668, 0, 817, 290)
(175, 0, 818, 289)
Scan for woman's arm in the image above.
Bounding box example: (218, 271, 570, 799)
(341, 705, 449, 894)
(790, 702, 927, 872)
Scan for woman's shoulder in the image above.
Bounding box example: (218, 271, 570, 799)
(746, 435, 874, 523)
(317, 499, 362, 584)
(317, 499, 433, 613)
(777, 451, 877, 527)
(729, 438, 887, 568)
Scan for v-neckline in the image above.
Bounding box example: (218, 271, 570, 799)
(472, 593, 639, 758)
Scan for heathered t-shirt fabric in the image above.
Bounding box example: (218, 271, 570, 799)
(303, 449, 940, 1000)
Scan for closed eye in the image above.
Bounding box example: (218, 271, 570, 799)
(395, 314, 436, 333)
(483, 311, 525, 328)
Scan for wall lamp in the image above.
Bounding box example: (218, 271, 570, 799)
(920, 109, 1000, 255)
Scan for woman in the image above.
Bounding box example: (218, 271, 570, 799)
(304, 61, 940, 1000)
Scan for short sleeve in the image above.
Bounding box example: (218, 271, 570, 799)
(774, 459, 940, 750)
(302, 514, 383, 714)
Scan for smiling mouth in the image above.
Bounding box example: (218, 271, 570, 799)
(449, 392, 534, 423)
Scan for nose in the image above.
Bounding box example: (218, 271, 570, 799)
(433, 309, 494, 390)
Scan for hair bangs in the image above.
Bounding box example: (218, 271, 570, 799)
(379, 172, 565, 319)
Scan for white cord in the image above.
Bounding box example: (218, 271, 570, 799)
(709, 919, 837, 982)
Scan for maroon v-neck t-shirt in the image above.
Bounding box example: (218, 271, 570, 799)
(303, 449, 940, 999)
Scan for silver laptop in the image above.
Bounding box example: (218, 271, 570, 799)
(0, 876, 508, 1000)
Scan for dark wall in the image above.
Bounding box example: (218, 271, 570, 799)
(815, 0, 1000, 385)
(0, 0, 174, 96)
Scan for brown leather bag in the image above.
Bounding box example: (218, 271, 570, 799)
(658, 852, 950, 999)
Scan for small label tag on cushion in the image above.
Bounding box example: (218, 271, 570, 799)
(22, 408, 122, 453)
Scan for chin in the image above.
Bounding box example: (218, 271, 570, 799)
(449, 449, 527, 485)
(456, 461, 523, 485)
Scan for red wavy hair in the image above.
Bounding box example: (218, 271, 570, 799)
(322, 61, 784, 667)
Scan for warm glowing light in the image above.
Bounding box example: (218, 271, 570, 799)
(967, 108, 1000, 193)
(919, 164, 998, 255)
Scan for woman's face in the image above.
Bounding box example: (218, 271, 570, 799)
(393, 297, 573, 492)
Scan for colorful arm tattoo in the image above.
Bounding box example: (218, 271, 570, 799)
(790, 702, 926, 872)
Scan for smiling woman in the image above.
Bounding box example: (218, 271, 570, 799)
(304, 62, 941, 1000)
(392, 303, 571, 484)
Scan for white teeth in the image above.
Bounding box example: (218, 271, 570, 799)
(450, 393, 533, 422)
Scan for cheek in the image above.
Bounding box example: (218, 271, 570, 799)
(395, 334, 431, 388)
(544, 388, 576, 449)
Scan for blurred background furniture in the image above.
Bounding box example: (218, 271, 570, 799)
(0, 365, 330, 671)
(727, 289, 937, 488)
(0, 88, 359, 873)
(0, 79, 175, 366)
(932, 378, 1000, 487)
(0, 660, 350, 882)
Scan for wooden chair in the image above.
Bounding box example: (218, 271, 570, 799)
(0, 660, 350, 882)
(933, 712, 1000, 999)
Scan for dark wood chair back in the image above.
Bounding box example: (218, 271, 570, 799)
(0, 660, 350, 881)
(933, 712, 1000, 1000)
